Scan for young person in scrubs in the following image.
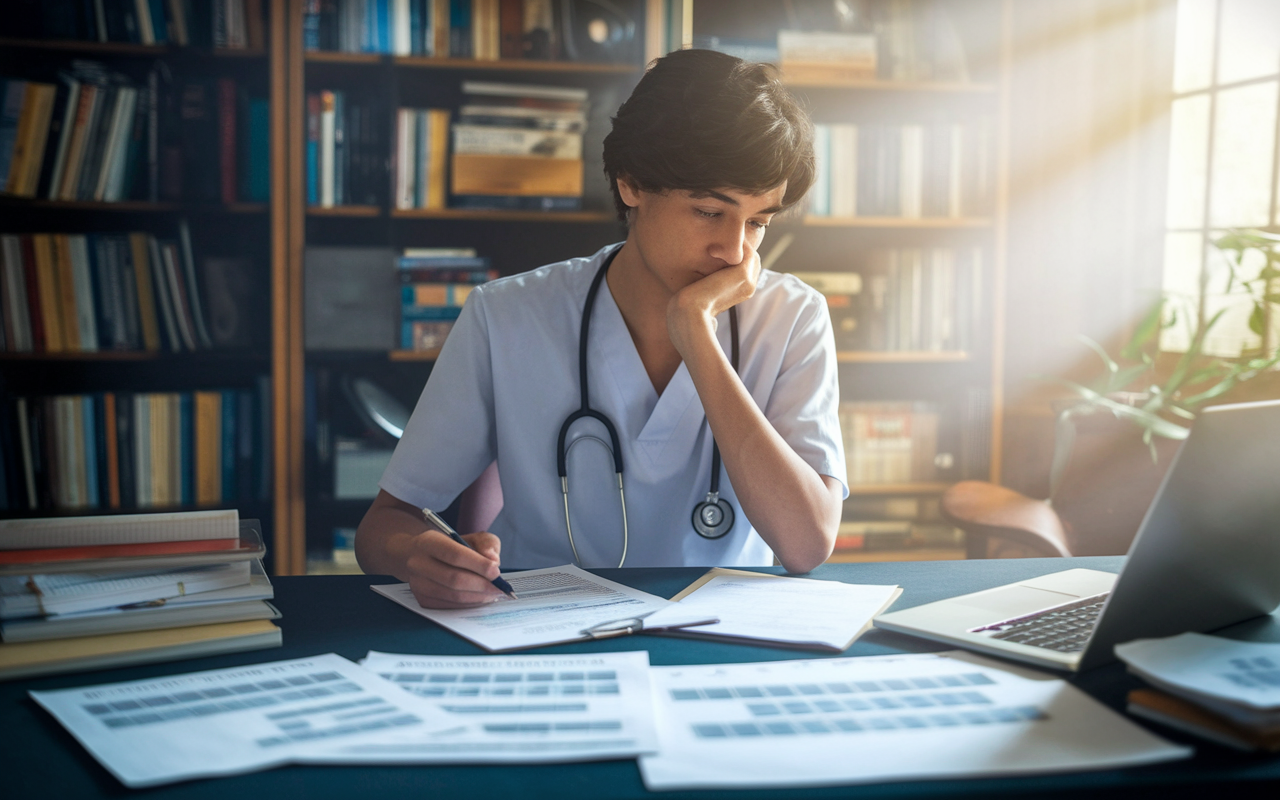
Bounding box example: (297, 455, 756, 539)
(356, 48, 847, 608)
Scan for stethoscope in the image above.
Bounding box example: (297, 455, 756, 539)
(556, 246, 739, 568)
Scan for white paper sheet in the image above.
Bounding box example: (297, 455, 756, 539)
(371, 564, 715, 651)
(642, 571, 900, 650)
(30, 653, 453, 788)
(639, 651, 1191, 790)
(1116, 632, 1280, 713)
(352, 650, 658, 762)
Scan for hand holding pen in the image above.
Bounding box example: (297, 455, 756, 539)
(421, 508, 518, 600)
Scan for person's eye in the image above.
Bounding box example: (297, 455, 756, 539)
(749, 219, 769, 231)
(695, 208, 720, 219)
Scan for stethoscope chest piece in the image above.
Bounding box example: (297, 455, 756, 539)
(692, 493, 734, 539)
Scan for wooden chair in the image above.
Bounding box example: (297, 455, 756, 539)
(944, 407, 1180, 559)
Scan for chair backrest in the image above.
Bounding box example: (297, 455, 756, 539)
(1048, 409, 1180, 556)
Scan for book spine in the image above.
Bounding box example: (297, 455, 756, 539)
(219, 78, 237, 205)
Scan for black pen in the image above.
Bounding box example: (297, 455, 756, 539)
(421, 507, 518, 599)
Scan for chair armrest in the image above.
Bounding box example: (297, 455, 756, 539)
(941, 481, 1072, 558)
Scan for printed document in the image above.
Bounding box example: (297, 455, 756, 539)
(371, 564, 715, 651)
(642, 568, 901, 651)
(1117, 632, 1280, 713)
(353, 650, 658, 762)
(30, 653, 452, 788)
(638, 651, 1190, 790)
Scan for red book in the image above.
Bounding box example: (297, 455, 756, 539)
(0, 537, 239, 566)
(218, 78, 237, 205)
(499, 0, 523, 59)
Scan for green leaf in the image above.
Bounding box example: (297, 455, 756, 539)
(1121, 300, 1166, 360)
(1249, 304, 1266, 336)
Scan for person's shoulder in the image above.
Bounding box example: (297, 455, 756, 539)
(754, 270, 827, 313)
(471, 245, 618, 308)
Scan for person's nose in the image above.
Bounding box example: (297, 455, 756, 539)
(709, 221, 748, 266)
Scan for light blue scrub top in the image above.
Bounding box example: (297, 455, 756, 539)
(379, 244, 847, 569)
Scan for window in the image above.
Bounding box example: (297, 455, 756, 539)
(1163, 0, 1280, 356)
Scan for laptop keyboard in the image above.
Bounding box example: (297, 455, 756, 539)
(967, 592, 1111, 653)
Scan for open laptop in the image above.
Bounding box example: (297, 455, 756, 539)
(874, 399, 1280, 672)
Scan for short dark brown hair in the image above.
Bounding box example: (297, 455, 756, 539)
(602, 48, 815, 221)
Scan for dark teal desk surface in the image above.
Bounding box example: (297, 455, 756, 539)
(5, 558, 1280, 798)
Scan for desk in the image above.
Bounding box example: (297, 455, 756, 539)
(4, 557, 1279, 798)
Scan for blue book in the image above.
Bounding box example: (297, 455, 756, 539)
(82, 395, 100, 509)
(245, 97, 269, 202)
(450, 194, 583, 212)
(0, 80, 27, 190)
(376, 0, 391, 53)
(449, 0, 471, 57)
(255, 375, 271, 501)
(396, 255, 490, 270)
(147, 0, 168, 43)
(220, 389, 237, 504)
(236, 389, 254, 502)
(401, 305, 464, 321)
(179, 392, 193, 506)
(409, 0, 423, 55)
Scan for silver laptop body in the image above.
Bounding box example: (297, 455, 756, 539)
(873, 399, 1280, 672)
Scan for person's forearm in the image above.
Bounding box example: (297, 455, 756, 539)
(355, 493, 431, 579)
(678, 315, 841, 573)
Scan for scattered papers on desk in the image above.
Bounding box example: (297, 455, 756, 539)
(371, 564, 716, 651)
(638, 651, 1190, 791)
(642, 568, 901, 651)
(29, 653, 453, 788)
(356, 650, 658, 762)
(1117, 632, 1280, 749)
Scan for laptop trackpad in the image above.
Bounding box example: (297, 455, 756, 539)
(956, 585, 1079, 617)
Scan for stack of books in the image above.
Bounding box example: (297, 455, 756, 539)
(786, 271, 863, 350)
(777, 30, 878, 83)
(398, 248, 496, 351)
(0, 509, 280, 681)
(0, 222, 217, 355)
(839, 400, 949, 486)
(1118, 633, 1280, 752)
(450, 80, 587, 212)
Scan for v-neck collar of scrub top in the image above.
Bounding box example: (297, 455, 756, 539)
(588, 263, 733, 470)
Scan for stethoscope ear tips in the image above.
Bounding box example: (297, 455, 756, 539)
(692, 496, 734, 539)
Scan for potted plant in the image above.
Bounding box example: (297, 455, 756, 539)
(1038, 229, 1280, 555)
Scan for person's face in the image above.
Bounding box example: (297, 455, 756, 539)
(617, 180, 787, 294)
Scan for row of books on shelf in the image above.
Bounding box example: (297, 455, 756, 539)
(0, 226, 224, 354)
(809, 121, 994, 219)
(838, 390, 989, 489)
(0, 510, 281, 681)
(0, 380, 272, 514)
(839, 400, 950, 486)
(316, 80, 588, 212)
(0, 67, 268, 204)
(4, 0, 266, 50)
(303, 0, 629, 63)
(788, 246, 983, 354)
(694, 0, 971, 84)
(397, 247, 496, 350)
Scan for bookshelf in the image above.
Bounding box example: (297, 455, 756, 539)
(283, 0, 661, 574)
(686, 0, 1011, 563)
(0, 1, 290, 572)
